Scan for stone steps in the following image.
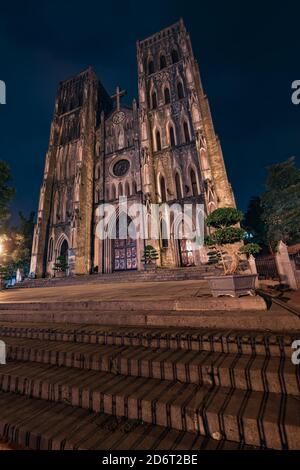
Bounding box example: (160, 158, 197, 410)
(1, 306, 299, 332)
(0, 360, 298, 449)
(0, 391, 249, 450)
(2, 336, 299, 395)
(2, 278, 299, 450)
(0, 322, 297, 357)
(10, 266, 218, 290)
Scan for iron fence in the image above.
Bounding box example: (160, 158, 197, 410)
(256, 255, 279, 280)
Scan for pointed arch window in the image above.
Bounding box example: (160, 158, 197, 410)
(160, 54, 167, 69)
(169, 126, 175, 147)
(48, 238, 54, 261)
(175, 173, 182, 199)
(118, 182, 123, 197)
(183, 121, 190, 143)
(160, 176, 167, 202)
(190, 169, 198, 196)
(156, 130, 162, 151)
(164, 87, 170, 104)
(148, 60, 154, 75)
(111, 185, 116, 200)
(160, 219, 169, 248)
(151, 91, 157, 109)
(171, 49, 179, 63)
(177, 81, 184, 99)
(125, 182, 130, 196)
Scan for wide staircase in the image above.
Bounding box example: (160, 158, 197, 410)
(0, 320, 299, 450)
(11, 266, 217, 290)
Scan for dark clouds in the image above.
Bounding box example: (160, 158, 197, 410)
(0, 0, 299, 220)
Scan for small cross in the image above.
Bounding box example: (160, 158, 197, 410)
(111, 86, 127, 111)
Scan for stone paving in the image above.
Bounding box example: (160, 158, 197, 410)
(0, 280, 209, 303)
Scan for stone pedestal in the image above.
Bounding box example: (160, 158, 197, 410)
(275, 241, 298, 289)
(248, 255, 259, 287)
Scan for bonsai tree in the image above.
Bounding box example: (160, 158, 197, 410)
(141, 245, 159, 265)
(53, 255, 69, 275)
(205, 207, 260, 275)
(0, 264, 10, 289)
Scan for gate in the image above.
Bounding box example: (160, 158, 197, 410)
(255, 255, 279, 280)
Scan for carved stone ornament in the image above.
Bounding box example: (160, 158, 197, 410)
(112, 111, 125, 125)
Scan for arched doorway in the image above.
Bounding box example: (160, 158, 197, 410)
(112, 216, 137, 271)
(178, 239, 195, 267)
(60, 239, 69, 262)
(173, 217, 195, 267)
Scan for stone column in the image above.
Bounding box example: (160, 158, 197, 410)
(275, 241, 298, 289)
(248, 255, 259, 287)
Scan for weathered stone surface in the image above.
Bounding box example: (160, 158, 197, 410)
(30, 20, 236, 278)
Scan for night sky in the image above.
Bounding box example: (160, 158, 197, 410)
(0, 0, 300, 222)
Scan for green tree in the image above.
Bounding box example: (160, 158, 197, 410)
(243, 196, 267, 247)
(261, 157, 300, 248)
(205, 207, 260, 275)
(0, 160, 15, 229)
(10, 211, 35, 274)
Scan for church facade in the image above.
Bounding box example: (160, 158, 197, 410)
(30, 19, 235, 277)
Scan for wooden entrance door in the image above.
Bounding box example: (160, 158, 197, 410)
(112, 237, 137, 271)
(179, 239, 195, 267)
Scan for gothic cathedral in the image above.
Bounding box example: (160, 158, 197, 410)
(30, 20, 235, 277)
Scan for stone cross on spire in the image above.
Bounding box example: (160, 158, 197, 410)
(111, 86, 127, 111)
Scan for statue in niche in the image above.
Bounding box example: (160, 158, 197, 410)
(117, 124, 125, 149)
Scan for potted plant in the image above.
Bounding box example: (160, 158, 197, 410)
(53, 255, 69, 278)
(0, 264, 9, 290)
(205, 207, 261, 297)
(141, 245, 159, 271)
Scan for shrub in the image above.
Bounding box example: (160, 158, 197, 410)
(53, 255, 69, 273)
(205, 208, 260, 275)
(141, 245, 159, 265)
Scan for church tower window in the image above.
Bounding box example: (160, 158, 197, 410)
(125, 182, 130, 196)
(171, 49, 179, 63)
(160, 219, 169, 248)
(177, 81, 184, 99)
(175, 173, 182, 199)
(118, 182, 123, 197)
(183, 121, 190, 143)
(151, 91, 157, 109)
(160, 54, 167, 69)
(148, 60, 154, 75)
(48, 238, 54, 261)
(156, 130, 162, 151)
(160, 176, 167, 202)
(169, 126, 175, 147)
(164, 87, 170, 104)
(190, 169, 198, 196)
